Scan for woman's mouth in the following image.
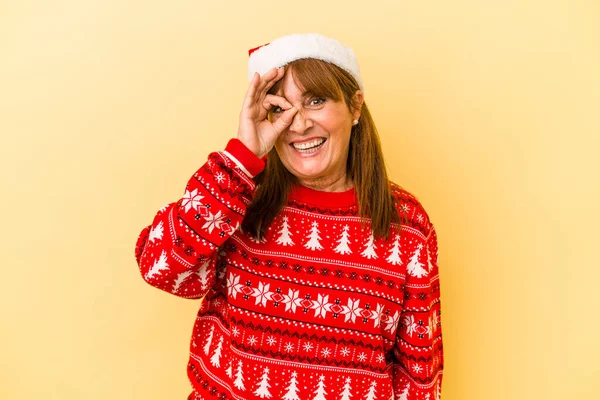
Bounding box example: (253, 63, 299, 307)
(291, 138, 327, 154)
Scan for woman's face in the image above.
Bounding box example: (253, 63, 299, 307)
(271, 69, 363, 191)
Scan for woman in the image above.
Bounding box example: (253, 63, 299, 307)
(135, 33, 443, 400)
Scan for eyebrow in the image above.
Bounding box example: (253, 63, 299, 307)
(277, 90, 318, 99)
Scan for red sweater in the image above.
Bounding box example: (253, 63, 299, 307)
(134, 139, 443, 400)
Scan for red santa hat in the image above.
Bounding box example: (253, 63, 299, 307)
(247, 33, 365, 92)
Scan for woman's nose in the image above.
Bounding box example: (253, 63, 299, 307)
(289, 108, 313, 134)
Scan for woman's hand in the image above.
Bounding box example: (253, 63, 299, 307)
(237, 67, 298, 158)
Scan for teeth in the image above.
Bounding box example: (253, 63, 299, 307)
(292, 138, 326, 150)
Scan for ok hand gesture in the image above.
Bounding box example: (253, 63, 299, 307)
(237, 67, 298, 158)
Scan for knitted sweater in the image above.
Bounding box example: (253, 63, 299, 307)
(134, 139, 443, 400)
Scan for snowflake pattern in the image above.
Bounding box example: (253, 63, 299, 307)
(215, 172, 226, 184)
(371, 303, 385, 327)
(266, 336, 277, 346)
(341, 298, 363, 323)
(340, 347, 350, 357)
(182, 188, 204, 213)
(251, 282, 273, 307)
(282, 289, 302, 313)
(227, 273, 243, 299)
(357, 352, 367, 362)
(247, 335, 258, 346)
(227, 279, 402, 333)
(202, 210, 227, 234)
(311, 294, 332, 318)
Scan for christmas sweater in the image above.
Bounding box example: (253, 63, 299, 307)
(134, 139, 444, 400)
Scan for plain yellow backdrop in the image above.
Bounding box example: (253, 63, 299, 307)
(1, 1, 599, 399)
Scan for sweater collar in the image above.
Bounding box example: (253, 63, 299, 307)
(288, 183, 357, 208)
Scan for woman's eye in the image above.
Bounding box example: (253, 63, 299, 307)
(310, 97, 326, 106)
(272, 106, 284, 114)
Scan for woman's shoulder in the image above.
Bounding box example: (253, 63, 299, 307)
(389, 181, 433, 238)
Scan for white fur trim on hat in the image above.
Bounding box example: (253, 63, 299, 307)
(248, 33, 364, 92)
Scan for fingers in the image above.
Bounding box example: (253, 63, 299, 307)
(258, 67, 284, 100)
(262, 94, 292, 112)
(241, 67, 285, 118)
(272, 105, 298, 134)
(242, 72, 260, 111)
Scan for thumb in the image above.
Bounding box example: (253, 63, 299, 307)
(272, 106, 298, 134)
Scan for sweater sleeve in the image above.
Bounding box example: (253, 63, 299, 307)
(134, 138, 265, 299)
(392, 224, 444, 399)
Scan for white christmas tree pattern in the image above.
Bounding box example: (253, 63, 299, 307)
(203, 325, 215, 355)
(145, 250, 169, 280)
(386, 235, 402, 265)
(254, 367, 272, 398)
(148, 220, 163, 242)
(173, 270, 194, 293)
(276, 215, 295, 246)
(312, 375, 327, 400)
(304, 221, 324, 251)
(195, 259, 211, 290)
(334, 225, 353, 255)
(406, 243, 428, 278)
(210, 334, 224, 367)
(282, 371, 301, 400)
(396, 384, 410, 400)
(364, 380, 377, 400)
(339, 377, 352, 400)
(226, 359, 233, 379)
(182, 188, 204, 213)
(427, 240, 436, 272)
(361, 233, 378, 259)
(234, 360, 245, 390)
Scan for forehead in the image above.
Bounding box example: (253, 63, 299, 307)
(275, 70, 309, 100)
(270, 64, 344, 104)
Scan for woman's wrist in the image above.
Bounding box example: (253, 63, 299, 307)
(225, 138, 266, 177)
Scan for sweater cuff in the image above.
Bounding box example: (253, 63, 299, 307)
(224, 138, 266, 177)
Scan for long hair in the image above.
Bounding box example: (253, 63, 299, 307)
(242, 58, 405, 240)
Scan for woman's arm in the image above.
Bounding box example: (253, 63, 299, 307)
(134, 139, 264, 299)
(392, 224, 444, 399)
(134, 66, 297, 299)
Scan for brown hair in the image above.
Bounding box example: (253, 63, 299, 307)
(242, 58, 405, 240)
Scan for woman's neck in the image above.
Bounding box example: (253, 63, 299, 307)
(298, 173, 353, 192)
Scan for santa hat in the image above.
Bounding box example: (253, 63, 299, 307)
(247, 33, 365, 92)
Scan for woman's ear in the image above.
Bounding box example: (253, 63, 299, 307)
(351, 90, 364, 119)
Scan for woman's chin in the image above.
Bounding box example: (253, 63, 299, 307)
(287, 164, 326, 181)
(281, 150, 328, 178)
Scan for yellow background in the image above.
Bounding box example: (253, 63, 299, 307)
(2, 1, 599, 399)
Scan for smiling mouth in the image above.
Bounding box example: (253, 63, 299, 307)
(291, 138, 327, 153)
